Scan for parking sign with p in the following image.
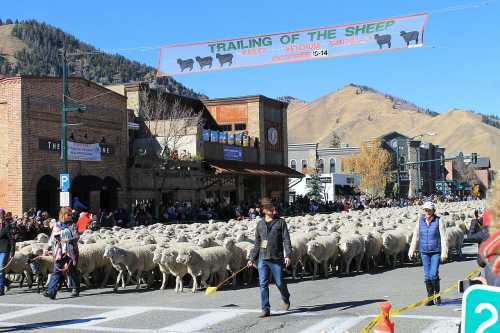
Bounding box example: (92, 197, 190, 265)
(60, 173, 70, 192)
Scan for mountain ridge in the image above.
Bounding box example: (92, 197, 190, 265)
(287, 85, 500, 170)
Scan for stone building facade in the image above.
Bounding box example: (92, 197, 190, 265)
(0, 76, 128, 216)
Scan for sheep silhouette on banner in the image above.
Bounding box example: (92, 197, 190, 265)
(216, 53, 234, 67)
(374, 34, 392, 49)
(176, 58, 194, 72)
(195, 56, 213, 70)
(400, 31, 420, 46)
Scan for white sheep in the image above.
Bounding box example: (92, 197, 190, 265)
(77, 243, 113, 288)
(152, 247, 170, 290)
(382, 230, 408, 268)
(445, 226, 465, 259)
(176, 246, 230, 292)
(222, 238, 246, 287)
(306, 236, 339, 278)
(362, 232, 383, 271)
(103, 244, 156, 291)
(160, 247, 188, 293)
(290, 234, 309, 279)
(338, 234, 365, 274)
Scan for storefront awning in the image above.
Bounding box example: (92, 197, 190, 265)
(206, 160, 304, 178)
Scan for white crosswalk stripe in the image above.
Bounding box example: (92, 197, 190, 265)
(421, 318, 461, 333)
(64, 307, 149, 328)
(0, 305, 64, 321)
(158, 311, 242, 333)
(0, 302, 464, 333)
(297, 315, 367, 333)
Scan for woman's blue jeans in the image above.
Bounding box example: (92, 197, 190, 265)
(258, 258, 290, 313)
(420, 252, 440, 281)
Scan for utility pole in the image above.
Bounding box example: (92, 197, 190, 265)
(396, 144, 400, 198)
(61, 50, 69, 174)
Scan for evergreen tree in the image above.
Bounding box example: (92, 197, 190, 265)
(5, 19, 13, 24)
(1, 19, 206, 99)
(307, 170, 324, 203)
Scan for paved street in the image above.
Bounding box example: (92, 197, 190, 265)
(0, 244, 479, 333)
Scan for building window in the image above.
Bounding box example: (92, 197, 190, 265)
(220, 124, 232, 132)
(330, 158, 336, 173)
(399, 156, 406, 171)
(234, 123, 246, 131)
(301, 159, 308, 171)
(290, 160, 297, 171)
(317, 159, 324, 174)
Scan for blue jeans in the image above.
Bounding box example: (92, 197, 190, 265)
(420, 252, 440, 281)
(258, 258, 290, 313)
(47, 257, 80, 296)
(0, 252, 9, 290)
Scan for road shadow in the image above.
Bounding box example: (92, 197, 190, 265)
(270, 298, 387, 317)
(0, 317, 104, 332)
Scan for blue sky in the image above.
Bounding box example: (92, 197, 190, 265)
(3, 0, 500, 116)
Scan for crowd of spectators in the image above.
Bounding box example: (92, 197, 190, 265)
(2, 191, 483, 242)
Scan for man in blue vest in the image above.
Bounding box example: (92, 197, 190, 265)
(408, 201, 449, 305)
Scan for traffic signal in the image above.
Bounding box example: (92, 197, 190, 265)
(471, 153, 478, 164)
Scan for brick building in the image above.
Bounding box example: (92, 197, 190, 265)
(380, 132, 446, 197)
(444, 156, 492, 197)
(0, 76, 128, 216)
(108, 83, 301, 214)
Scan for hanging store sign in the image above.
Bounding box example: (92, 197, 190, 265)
(157, 13, 428, 76)
(223, 146, 243, 161)
(39, 138, 114, 156)
(67, 141, 102, 161)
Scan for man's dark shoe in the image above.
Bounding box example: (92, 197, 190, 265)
(43, 291, 56, 300)
(258, 311, 270, 318)
(0, 289, 4, 296)
(282, 302, 290, 311)
(71, 289, 79, 297)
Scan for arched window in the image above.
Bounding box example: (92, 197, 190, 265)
(301, 159, 308, 172)
(290, 160, 297, 171)
(317, 159, 324, 174)
(330, 158, 336, 173)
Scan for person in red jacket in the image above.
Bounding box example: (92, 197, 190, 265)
(76, 212, 91, 234)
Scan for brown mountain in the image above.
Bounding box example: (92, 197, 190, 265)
(287, 84, 500, 170)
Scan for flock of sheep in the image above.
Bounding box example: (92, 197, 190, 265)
(8, 200, 484, 294)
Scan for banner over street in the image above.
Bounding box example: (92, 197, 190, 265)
(157, 13, 428, 76)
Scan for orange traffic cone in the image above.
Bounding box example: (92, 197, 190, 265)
(374, 302, 394, 333)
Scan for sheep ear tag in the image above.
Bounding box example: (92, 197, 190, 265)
(205, 287, 217, 296)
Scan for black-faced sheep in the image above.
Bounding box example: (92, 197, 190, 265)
(400, 31, 419, 46)
(374, 34, 392, 49)
(177, 58, 194, 72)
(216, 53, 233, 67)
(195, 56, 213, 70)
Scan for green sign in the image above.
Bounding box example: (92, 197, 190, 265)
(462, 285, 500, 333)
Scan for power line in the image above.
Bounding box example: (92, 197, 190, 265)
(62, 0, 495, 58)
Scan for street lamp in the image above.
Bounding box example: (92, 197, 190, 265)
(408, 132, 435, 197)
